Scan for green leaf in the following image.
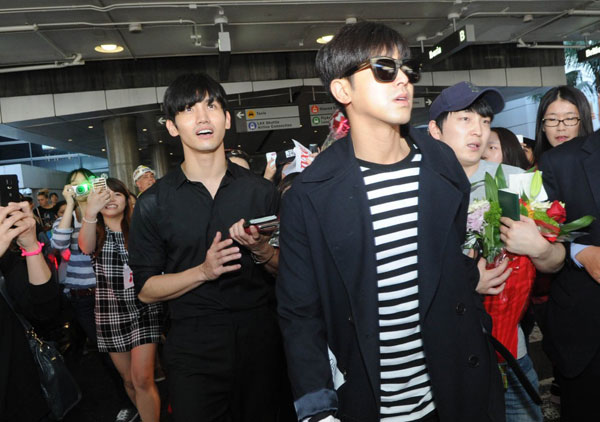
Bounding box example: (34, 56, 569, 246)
(485, 173, 499, 203)
(520, 204, 529, 216)
(520, 191, 529, 203)
(560, 215, 596, 233)
(530, 170, 543, 199)
(495, 164, 507, 189)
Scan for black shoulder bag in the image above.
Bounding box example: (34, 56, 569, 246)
(0, 275, 82, 420)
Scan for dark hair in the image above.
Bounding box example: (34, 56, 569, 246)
(534, 85, 593, 162)
(490, 127, 531, 170)
(66, 168, 96, 185)
(23, 196, 33, 204)
(49, 192, 59, 199)
(277, 172, 300, 196)
(94, 178, 132, 258)
(55, 200, 67, 209)
(163, 73, 229, 122)
(434, 97, 495, 132)
(315, 21, 410, 109)
(37, 189, 49, 198)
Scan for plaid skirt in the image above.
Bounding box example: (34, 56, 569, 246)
(94, 229, 163, 353)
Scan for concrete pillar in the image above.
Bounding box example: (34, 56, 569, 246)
(149, 143, 170, 179)
(103, 116, 140, 193)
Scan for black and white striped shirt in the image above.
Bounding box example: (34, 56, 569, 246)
(359, 143, 435, 421)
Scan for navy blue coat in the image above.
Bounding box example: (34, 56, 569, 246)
(277, 127, 505, 422)
(539, 130, 600, 378)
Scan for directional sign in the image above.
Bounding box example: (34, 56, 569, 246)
(157, 116, 166, 125)
(421, 24, 475, 65)
(235, 106, 300, 133)
(412, 98, 434, 109)
(578, 43, 600, 62)
(309, 103, 336, 127)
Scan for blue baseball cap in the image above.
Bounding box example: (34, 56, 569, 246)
(429, 81, 505, 121)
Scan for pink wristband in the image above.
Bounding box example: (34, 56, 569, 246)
(20, 241, 44, 257)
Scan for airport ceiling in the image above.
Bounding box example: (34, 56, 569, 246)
(1, 0, 600, 163)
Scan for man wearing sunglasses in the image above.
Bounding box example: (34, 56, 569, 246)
(277, 22, 505, 422)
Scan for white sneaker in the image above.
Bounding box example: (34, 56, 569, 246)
(115, 408, 139, 422)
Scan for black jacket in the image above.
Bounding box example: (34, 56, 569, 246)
(0, 251, 60, 422)
(539, 129, 600, 378)
(277, 127, 505, 422)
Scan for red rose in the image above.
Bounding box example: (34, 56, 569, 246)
(547, 200, 566, 224)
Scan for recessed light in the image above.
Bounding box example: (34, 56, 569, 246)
(169, 152, 173, 155)
(88, 125, 94, 129)
(94, 43, 124, 53)
(101, 148, 106, 152)
(138, 148, 142, 151)
(142, 128, 147, 132)
(158, 140, 163, 143)
(316, 35, 334, 44)
(67, 138, 73, 142)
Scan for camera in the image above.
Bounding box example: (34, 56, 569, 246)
(71, 176, 107, 197)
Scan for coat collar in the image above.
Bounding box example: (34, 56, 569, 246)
(582, 130, 600, 213)
(302, 126, 468, 401)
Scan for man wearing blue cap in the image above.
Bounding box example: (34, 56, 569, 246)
(428, 82, 565, 422)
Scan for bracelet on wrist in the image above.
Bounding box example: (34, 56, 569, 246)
(251, 246, 275, 265)
(82, 216, 98, 224)
(20, 241, 44, 257)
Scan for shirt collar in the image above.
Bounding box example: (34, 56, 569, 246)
(172, 160, 241, 189)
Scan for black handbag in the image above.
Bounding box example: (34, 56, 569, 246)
(0, 275, 82, 420)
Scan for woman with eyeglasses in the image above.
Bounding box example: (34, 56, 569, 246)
(530, 85, 594, 410)
(533, 85, 594, 164)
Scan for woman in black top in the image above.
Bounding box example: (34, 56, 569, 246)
(0, 201, 60, 422)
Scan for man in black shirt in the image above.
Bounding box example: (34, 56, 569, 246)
(129, 73, 282, 421)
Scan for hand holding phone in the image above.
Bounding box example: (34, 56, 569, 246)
(243, 215, 279, 235)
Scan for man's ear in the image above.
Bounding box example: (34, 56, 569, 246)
(330, 78, 352, 106)
(428, 120, 442, 141)
(225, 111, 231, 130)
(166, 119, 179, 137)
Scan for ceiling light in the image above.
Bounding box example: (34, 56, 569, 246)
(158, 140, 163, 143)
(94, 43, 124, 54)
(317, 35, 334, 44)
(101, 148, 106, 152)
(88, 125, 94, 129)
(138, 148, 142, 151)
(142, 128, 147, 132)
(169, 152, 173, 155)
(67, 138, 73, 142)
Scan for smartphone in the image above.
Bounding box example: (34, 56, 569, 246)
(243, 215, 279, 234)
(0, 174, 19, 207)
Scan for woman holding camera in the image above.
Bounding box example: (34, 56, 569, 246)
(1, 201, 60, 422)
(79, 177, 163, 422)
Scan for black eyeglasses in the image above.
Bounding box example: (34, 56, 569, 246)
(342, 56, 422, 84)
(542, 117, 581, 127)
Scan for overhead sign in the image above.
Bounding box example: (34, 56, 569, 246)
(578, 43, 600, 62)
(422, 24, 475, 65)
(156, 116, 166, 125)
(309, 103, 336, 127)
(235, 106, 301, 133)
(412, 98, 433, 109)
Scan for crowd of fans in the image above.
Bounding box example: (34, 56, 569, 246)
(1, 20, 599, 422)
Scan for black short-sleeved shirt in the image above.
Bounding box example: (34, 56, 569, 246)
(128, 162, 279, 320)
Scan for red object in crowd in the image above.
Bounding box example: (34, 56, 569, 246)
(483, 252, 536, 361)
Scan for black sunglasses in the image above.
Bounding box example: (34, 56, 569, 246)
(343, 56, 422, 84)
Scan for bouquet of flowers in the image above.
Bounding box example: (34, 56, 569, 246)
(465, 167, 595, 263)
(465, 166, 595, 360)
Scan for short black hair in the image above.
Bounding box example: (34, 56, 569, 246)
(49, 192, 58, 199)
(533, 85, 593, 163)
(435, 97, 495, 132)
(315, 21, 410, 109)
(163, 73, 229, 122)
